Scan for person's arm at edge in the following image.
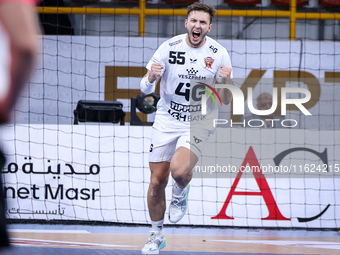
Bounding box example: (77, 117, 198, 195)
(0, 1, 40, 120)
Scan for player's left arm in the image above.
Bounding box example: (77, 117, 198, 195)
(217, 64, 233, 105)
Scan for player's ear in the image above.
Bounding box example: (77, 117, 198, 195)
(185, 19, 188, 28)
(208, 23, 212, 32)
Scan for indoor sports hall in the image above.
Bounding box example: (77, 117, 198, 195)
(0, 0, 339, 254)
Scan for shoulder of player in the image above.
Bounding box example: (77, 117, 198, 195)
(165, 34, 185, 48)
(205, 36, 228, 54)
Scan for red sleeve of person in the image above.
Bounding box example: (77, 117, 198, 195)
(0, 0, 39, 5)
(0, 0, 39, 123)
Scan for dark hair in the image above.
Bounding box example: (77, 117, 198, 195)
(187, 3, 217, 24)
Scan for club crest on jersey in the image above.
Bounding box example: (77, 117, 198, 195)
(204, 57, 214, 69)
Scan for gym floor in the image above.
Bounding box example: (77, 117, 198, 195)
(2, 224, 339, 255)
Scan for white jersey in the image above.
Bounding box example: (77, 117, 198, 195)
(146, 34, 233, 133)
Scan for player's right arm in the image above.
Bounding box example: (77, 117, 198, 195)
(148, 63, 163, 83)
(140, 63, 163, 95)
(141, 40, 168, 95)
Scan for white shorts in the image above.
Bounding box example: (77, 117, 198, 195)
(148, 128, 209, 163)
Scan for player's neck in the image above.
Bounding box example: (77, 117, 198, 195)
(185, 34, 206, 48)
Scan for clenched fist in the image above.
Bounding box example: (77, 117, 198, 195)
(218, 65, 232, 79)
(149, 63, 164, 83)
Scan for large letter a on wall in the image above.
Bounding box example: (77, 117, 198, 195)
(211, 146, 290, 221)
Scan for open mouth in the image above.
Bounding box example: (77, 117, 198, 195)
(192, 31, 201, 39)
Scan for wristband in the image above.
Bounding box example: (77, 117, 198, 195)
(140, 76, 156, 95)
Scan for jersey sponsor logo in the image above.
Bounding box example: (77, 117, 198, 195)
(175, 82, 191, 101)
(167, 109, 207, 122)
(204, 57, 214, 69)
(186, 68, 198, 75)
(209, 45, 218, 53)
(169, 39, 182, 46)
(177, 68, 206, 80)
(177, 74, 206, 80)
(170, 101, 201, 112)
(190, 58, 197, 63)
